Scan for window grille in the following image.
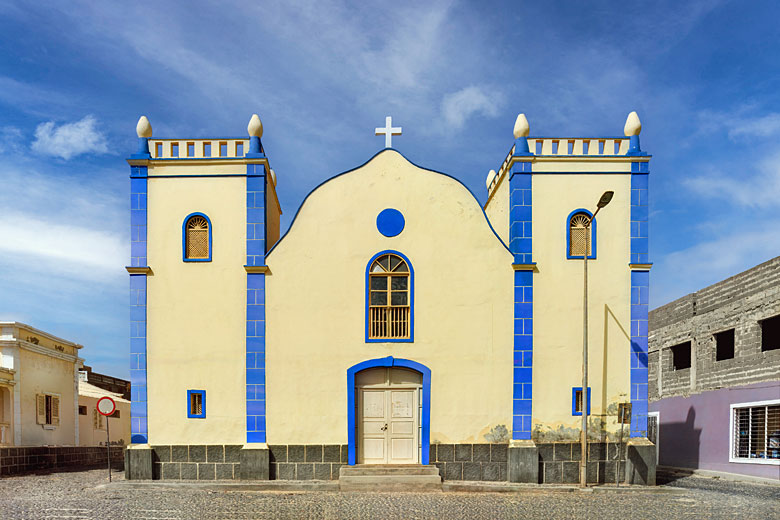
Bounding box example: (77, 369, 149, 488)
(368, 254, 410, 339)
(186, 216, 209, 259)
(569, 213, 592, 256)
(733, 403, 780, 461)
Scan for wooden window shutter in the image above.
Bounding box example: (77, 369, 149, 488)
(51, 396, 60, 427)
(36, 394, 46, 425)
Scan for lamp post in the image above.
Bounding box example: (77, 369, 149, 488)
(580, 190, 614, 488)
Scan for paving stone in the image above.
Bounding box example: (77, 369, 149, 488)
(314, 463, 331, 480)
(490, 444, 508, 463)
(269, 445, 287, 463)
(437, 444, 454, 462)
(553, 443, 572, 461)
(296, 463, 314, 480)
(198, 463, 215, 480)
(323, 445, 340, 462)
(444, 462, 462, 481)
(162, 462, 180, 480)
(171, 446, 188, 462)
(543, 462, 562, 484)
(455, 444, 473, 462)
(207, 445, 224, 463)
(482, 462, 500, 481)
(288, 445, 305, 463)
(305, 445, 323, 463)
(215, 463, 234, 480)
(473, 444, 490, 462)
(562, 461, 579, 484)
(180, 463, 197, 480)
(189, 445, 206, 463)
(462, 462, 481, 481)
(277, 463, 295, 480)
(225, 445, 242, 463)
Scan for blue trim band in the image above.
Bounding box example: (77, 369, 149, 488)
(346, 357, 431, 465)
(510, 160, 533, 440)
(571, 387, 591, 416)
(182, 212, 213, 262)
(365, 250, 414, 343)
(187, 390, 206, 419)
(266, 148, 509, 259)
(565, 208, 597, 260)
(129, 168, 148, 444)
(629, 161, 650, 437)
(246, 163, 267, 444)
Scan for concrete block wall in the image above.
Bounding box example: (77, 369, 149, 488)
(269, 444, 347, 480)
(649, 256, 780, 400)
(537, 442, 627, 484)
(430, 443, 508, 481)
(0, 446, 124, 476)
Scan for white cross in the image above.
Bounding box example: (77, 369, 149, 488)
(375, 116, 402, 148)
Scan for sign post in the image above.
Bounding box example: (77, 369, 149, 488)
(96, 396, 116, 482)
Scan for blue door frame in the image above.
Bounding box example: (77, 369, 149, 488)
(347, 356, 431, 465)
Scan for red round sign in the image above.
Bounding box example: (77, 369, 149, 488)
(96, 396, 116, 416)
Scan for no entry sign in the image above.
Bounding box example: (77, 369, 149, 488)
(96, 396, 116, 416)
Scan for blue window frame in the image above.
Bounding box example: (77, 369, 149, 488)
(365, 250, 414, 343)
(566, 208, 597, 260)
(572, 387, 591, 416)
(182, 212, 213, 262)
(187, 390, 206, 418)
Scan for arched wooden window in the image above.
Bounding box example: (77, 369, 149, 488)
(183, 213, 212, 261)
(368, 253, 411, 340)
(567, 210, 595, 259)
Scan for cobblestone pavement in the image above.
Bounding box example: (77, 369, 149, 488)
(0, 468, 777, 520)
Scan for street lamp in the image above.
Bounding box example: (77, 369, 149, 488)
(580, 190, 614, 488)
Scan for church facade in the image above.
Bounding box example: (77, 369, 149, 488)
(124, 113, 655, 484)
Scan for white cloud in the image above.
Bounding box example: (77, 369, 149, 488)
(684, 151, 780, 209)
(441, 86, 502, 130)
(0, 126, 24, 155)
(31, 115, 108, 160)
(728, 113, 780, 139)
(0, 211, 125, 278)
(653, 223, 780, 308)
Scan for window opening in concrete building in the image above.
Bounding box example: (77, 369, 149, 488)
(760, 314, 780, 352)
(732, 402, 780, 462)
(78, 405, 87, 415)
(671, 341, 691, 370)
(715, 329, 735, 361)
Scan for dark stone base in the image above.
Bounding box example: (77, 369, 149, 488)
(536, 442, 630, 484)
(508, 442, 538, 483)
(149, 444, 241, 480)
(0, 446, 125, 477)
(125, 446, 152, 480)
(240, 445, 269, 480)
(430, 443, 509, 481)
(626, 439, 656, 485)
(269, 444, 347, 480)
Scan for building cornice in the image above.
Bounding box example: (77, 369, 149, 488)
(0, 322, 82, 349)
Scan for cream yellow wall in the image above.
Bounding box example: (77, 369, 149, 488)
(484, 173, 509, 246)
(146, 173, 247, 445)
(19, 348, 76, 445)
(531, 172, 633, 441)
(266, 150, 515, 444)
(78, 396, 130, 447)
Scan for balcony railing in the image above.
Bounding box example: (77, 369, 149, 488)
(369, 307, 410, 339)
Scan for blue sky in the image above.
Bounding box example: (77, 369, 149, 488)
(1, 1, 778, 378)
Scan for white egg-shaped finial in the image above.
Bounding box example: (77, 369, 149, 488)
(624, 111, 641, 136)
(269, 168, 277, 187)
(248, 114, 263, 138)
(485, 169, 497, 190)
(513, 113, 529, 139)
(136, 116, 152, 138)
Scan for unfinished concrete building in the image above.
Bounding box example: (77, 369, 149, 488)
(649, 257, 780, 480)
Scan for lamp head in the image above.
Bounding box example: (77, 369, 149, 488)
(597, 191, 614, 208)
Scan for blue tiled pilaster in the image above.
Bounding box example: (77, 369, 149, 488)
(630, 161, 650, 437)
(246, 165, 266, 444)
(129, 166, 148, 444)
(130, 274, 148, 443)
(509, 158, 534, 440)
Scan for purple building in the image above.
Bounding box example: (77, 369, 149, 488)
(649, 257, 780, 480)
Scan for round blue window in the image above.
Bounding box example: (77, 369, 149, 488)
(376, 208, 405, 237)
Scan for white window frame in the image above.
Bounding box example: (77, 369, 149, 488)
(728, 399, 780, 465)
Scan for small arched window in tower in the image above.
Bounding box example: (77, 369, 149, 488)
(185, 214, 210, 260)
(569, 212, 593, 257)
(368, 253, 410, 340)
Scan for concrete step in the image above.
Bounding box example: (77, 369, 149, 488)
(339, 465, 442, 492)
(340, 464, 440, 476)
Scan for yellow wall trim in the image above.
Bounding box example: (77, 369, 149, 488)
(244, 265, 270, 274)
(512, 263, 539, 272)
(629, 264, 653, 270)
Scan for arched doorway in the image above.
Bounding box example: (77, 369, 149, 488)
(347, 357, 431, 465)
(357, 367, 421, 464)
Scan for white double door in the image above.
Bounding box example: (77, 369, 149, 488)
(357, 368, 420, 464)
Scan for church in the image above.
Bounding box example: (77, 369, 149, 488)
(124, 111, 655, 485)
